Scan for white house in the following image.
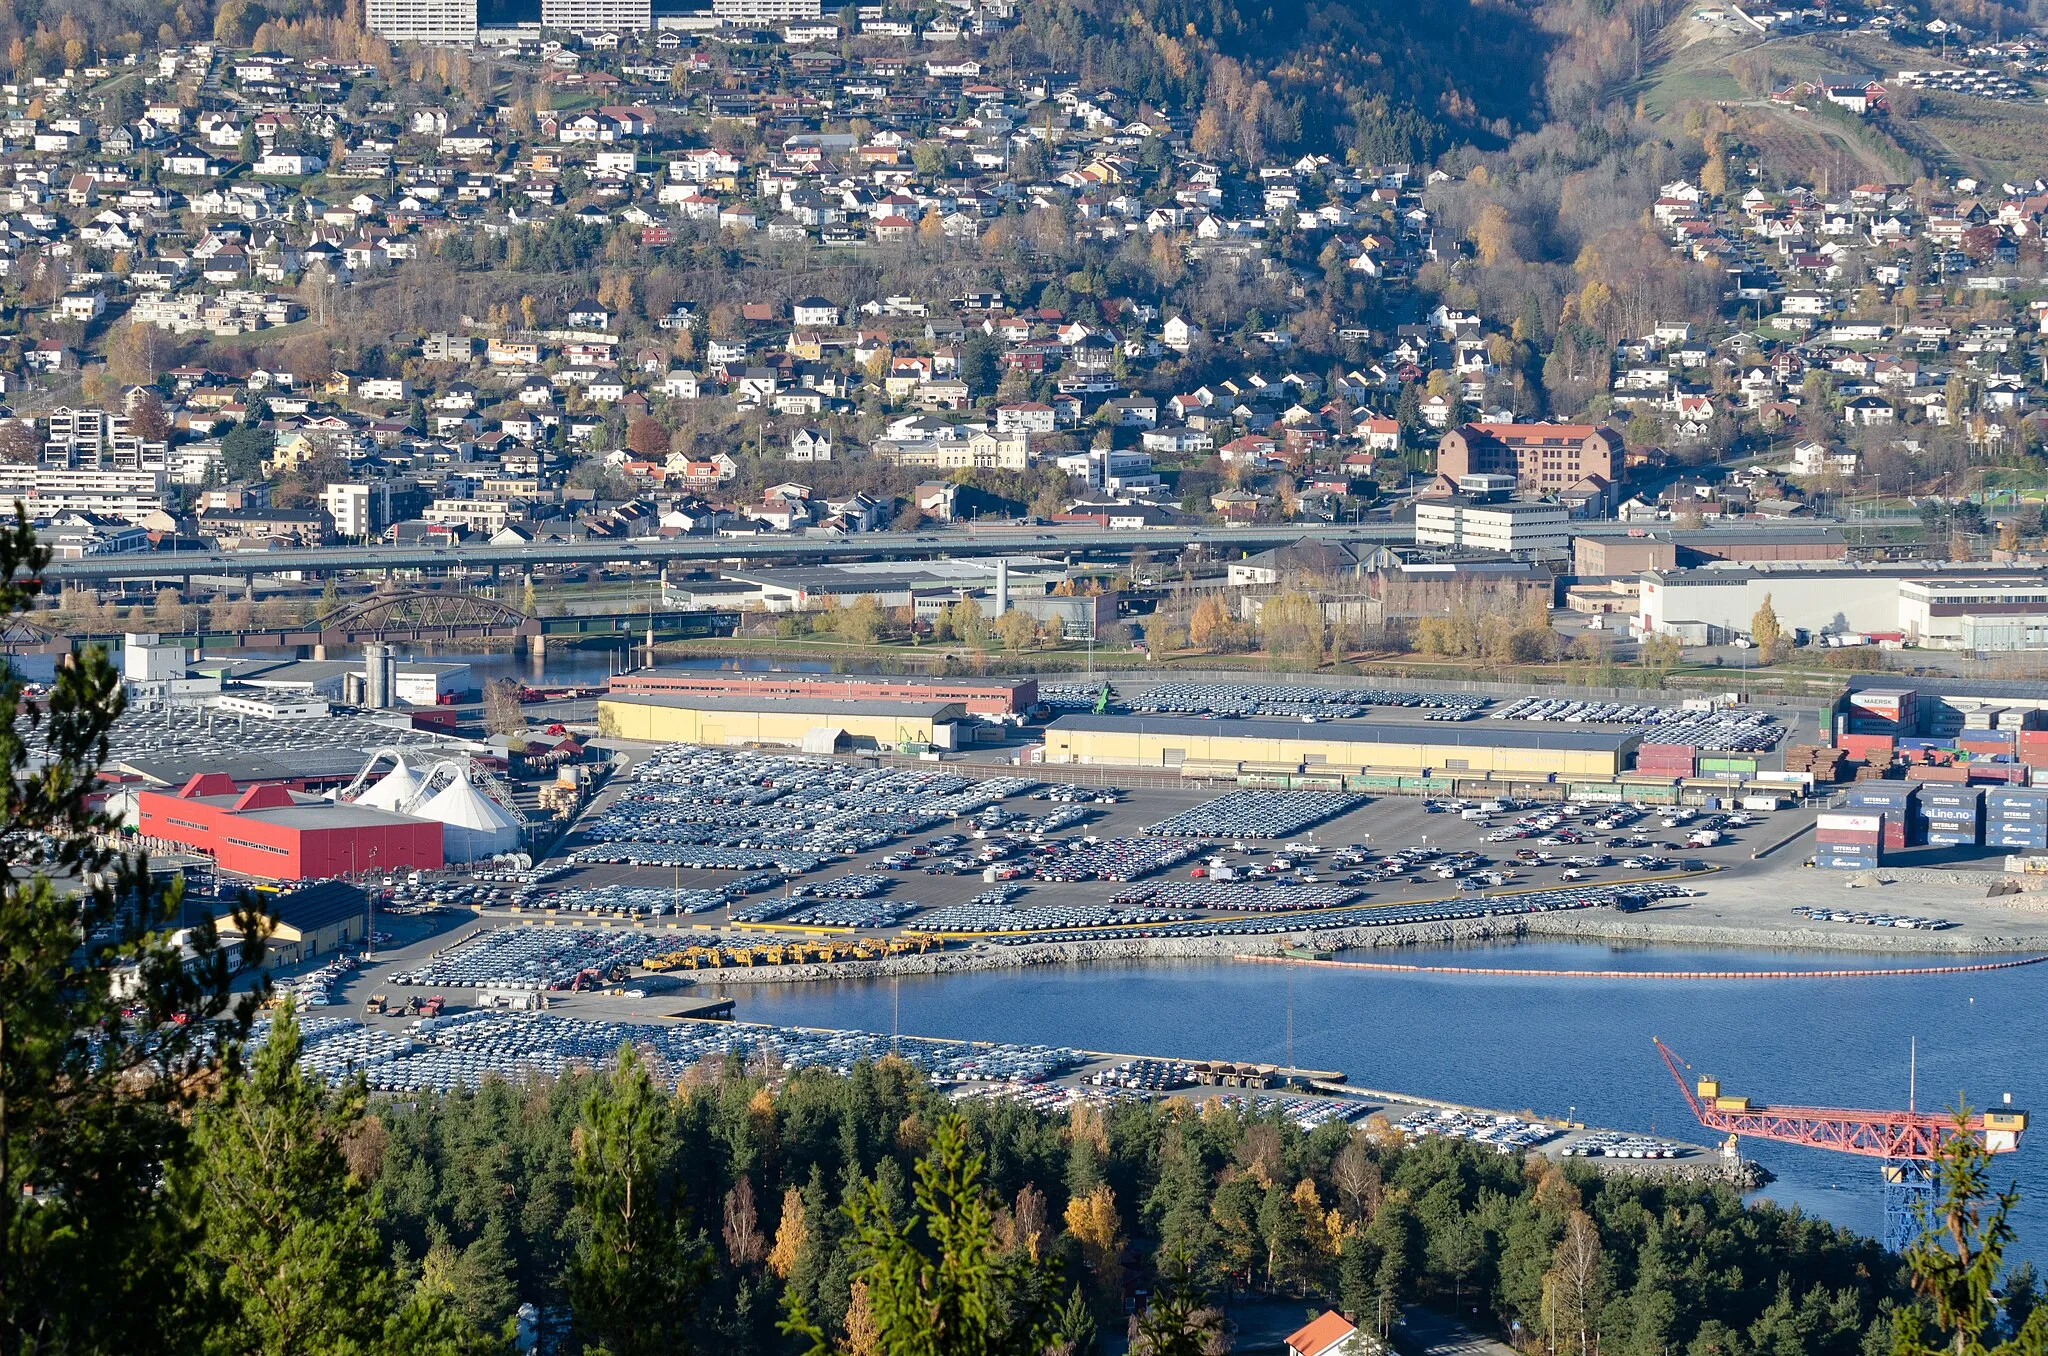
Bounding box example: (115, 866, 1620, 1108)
(788, 427, 834, 462)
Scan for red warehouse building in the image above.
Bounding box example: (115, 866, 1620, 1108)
(137, 773, 444, 881)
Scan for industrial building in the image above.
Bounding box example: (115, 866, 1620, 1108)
(702, 556, 1066, 614)
(137, 773, 444, 881)
(1038, 715, 1638, 777)
(217, 880, 371, 967)
(1637, 566, 2048, 649)
(217, 656, 475, 705)
(609, 669, 1038, 717)
(597, 692, 967, 752)
(1572, 527, 1847, 576)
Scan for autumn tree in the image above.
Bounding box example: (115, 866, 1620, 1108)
(1548, 1208, 1603, 1356)
(1260, 590, 1326, 666)
(1751, 593, 1788, 663)
(626, 417, 669, 458)
(1065, 1183, 1124, 1307)
(481, 677, 524, 737)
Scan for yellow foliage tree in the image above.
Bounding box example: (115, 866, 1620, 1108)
(1064, 1183, 1124, 1301)
(766, 1187, 806, 1279)
(1473, 203, 1516, 267)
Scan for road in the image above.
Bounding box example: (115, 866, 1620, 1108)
(38, 517, 1854, 585)
(45, 523, 1412, 584)
(1396, 1305, 1520, 1356)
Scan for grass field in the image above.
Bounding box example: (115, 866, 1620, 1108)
(1893, 90, 2048, 184)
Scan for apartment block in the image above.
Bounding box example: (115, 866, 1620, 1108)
(365, 0, 480, 43)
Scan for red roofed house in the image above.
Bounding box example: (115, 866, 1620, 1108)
(1287, 1311, 1375, 1356)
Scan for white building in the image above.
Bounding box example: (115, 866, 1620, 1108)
(423, 498, 510, 534)
(365, 0, 479, 43)
(1414, 482, 1569, 554)
(711, 0, 819, 21)
(322, 482, 398, 541)
(0, 465, 166, 524)
(1899, 575, 2048, 650)
(1637, 567, 1902, 642)
(541, 0, 650, 27)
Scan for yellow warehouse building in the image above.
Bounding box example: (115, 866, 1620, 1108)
(597, 693, 967, 752)
(1040, 714, 1638, 778)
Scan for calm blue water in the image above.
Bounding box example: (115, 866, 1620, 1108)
(714, 941, 2048, 1258)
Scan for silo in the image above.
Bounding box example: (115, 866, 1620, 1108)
(363, 643, 395, 709)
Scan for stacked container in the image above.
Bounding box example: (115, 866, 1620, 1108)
(1845, 783, 1919, 852)
(1698, 753, 1760, 780)
(1918, 786, 1982, 848)
(1983, 788, 2048, 852)
(2017, 729, 2048, 773)
(1814, 811, 1884, 869)
(1847, 689, 1917, 736)
(1837, 732, 1896, 765)
(1636, 743, 1696, 778)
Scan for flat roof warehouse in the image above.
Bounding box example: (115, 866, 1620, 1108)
(1041, 714, 1640, 777)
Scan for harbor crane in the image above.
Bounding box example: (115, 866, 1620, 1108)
(1651, 1038, 2028, 1253)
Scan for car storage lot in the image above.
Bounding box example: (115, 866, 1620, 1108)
(508, 779, 1791, 936)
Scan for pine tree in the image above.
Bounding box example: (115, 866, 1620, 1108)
(1895, 1109, 2048, 1356)
(181, 1000, 492, 1356)
(784, 1115, 1073, 1356)
(568, 1047, 712, 1356)
(0, 509, 269, 1355)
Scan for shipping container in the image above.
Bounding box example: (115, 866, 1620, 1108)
(1818, 812, 1883, 833)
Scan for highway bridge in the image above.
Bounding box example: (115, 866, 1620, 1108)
(33, 517, 1842, 586)
(2, 591, 738, 656)
(46, 523, 1407, 585)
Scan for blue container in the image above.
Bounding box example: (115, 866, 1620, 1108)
(1848, 787, 1919, 811)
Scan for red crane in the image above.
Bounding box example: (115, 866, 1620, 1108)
(1651, 1037, 2027, 1251)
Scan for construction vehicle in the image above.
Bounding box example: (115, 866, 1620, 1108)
(1653, 1038, 2027, 1252)
(1093, 683, 1112, 715)
(638, 932, 949, 973)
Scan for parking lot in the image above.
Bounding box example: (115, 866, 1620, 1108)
(422, 761, 1821, 960)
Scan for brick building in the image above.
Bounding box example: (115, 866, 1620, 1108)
(1433, 422, 1624, 497)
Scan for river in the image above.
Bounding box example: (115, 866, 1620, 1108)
(707, 940, 2048, 1257)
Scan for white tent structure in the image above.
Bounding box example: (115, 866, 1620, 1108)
(414, 769, 522, 861)
(356, 755, 425, 811)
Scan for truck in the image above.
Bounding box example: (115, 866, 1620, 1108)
(364, 993, 388, 1015)
(1686, 829, 1722, 848)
